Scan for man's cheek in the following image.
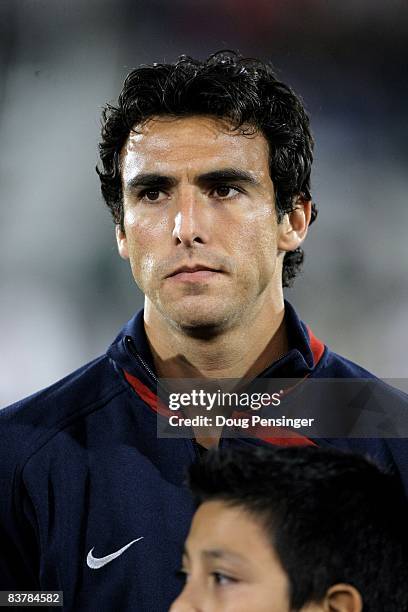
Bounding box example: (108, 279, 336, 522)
(140, 253, 156, 278)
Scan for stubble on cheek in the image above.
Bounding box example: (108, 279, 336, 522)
(123, 206, 162, 295)
(126, 239, 158, 297)
(138, 252, 155, 289)
(236, 205, 280, 295)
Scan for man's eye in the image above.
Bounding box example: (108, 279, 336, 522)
(212, 572, 237, 586)
(140, 189, 165, 202)
(211, 185, 241, 199)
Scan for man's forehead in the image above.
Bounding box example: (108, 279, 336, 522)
(121, 115, 270, 176)
(125, 114, 258, 143)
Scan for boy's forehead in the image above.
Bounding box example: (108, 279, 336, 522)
(187, 501, 275, 565)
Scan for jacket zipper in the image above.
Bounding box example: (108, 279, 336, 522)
(125, 336, 160, 385)
(125, 335, 202, 456)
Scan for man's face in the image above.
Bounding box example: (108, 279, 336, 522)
(169, 500, 291, 612)
(118, 116, 289, 332)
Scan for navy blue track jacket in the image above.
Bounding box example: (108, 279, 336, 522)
(1, 301, 407, 611)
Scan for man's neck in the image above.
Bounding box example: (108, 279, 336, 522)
(143, 298, 288, 381)
(143, 296, 288, 449)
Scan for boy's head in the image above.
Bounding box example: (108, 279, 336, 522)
(170, 446, 408, 612)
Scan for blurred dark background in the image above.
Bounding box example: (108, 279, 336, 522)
(1, 0, 407, 405)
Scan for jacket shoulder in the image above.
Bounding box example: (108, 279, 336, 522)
(317, 347, 408, 404)
(317, 348, 377, 378)
(0, 354, 126, 468)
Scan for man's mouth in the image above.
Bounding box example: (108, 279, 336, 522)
(166, 264, 222, 282)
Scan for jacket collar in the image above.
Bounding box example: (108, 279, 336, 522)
(107, 300, 325, 389)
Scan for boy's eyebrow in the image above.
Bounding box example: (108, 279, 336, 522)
(201, 548, 249, 565)
(182, 544, 250, 568)
(124, 168, 260, 191)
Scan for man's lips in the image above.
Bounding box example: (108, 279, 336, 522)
(166, 265, 222, 282)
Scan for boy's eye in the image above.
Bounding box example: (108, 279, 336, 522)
(212, 572, 237, 586)
(176, 568, 189, 583)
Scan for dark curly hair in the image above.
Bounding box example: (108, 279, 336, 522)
(97, 50, 318, 287)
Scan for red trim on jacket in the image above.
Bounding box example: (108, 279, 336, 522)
(124, 371, 172, 418)
(257, 433, 316, 447)
(123, 372, 316, 447)
(306, 325, 325, 366)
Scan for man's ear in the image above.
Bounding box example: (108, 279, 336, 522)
(116, 225, 129, 260)
(277, 198, 312, 253)
(324, 583, 363, 612)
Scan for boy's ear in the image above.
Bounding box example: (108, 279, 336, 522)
(301, 584, 363, 612)
(116, 225, 129, 260)
(277, 198, 312, 253)
(325, 583, 363, 612)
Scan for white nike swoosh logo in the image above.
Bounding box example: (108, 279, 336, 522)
(86, 537, 144, 569)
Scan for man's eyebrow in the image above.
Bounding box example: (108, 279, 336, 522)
(124, 168, 260, 191)
(197, 168, 259, 186)
(124, 173, 177, 191)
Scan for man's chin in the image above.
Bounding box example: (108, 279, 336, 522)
(163, 300, 235, 338)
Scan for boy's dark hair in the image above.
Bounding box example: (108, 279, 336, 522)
(97, 50, 317, 288)
(188, 445, 408, 611)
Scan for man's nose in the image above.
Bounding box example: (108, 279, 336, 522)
(172, 187, 211, 247)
